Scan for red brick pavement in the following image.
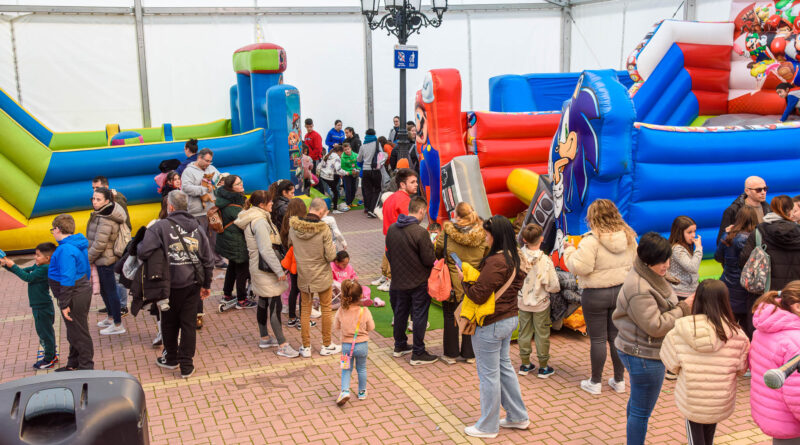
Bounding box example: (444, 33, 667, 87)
(0, 209, 770, 444)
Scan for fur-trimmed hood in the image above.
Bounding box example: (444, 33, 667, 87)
(289, 215, 329, 240)
(443, 221, 484, 247)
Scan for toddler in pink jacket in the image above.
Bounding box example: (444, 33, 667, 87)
(749, 282, 800, 442)
(331, 251, 373, 307)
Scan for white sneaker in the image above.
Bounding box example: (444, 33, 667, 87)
(281, 305, 289, 314)
(320, 343, 342, 356)
(276, 344, 300, 358)
(371, 276, 387, 286)
(377, 280, 390, 292)
(337, 203, 350, 212)
(499, 418, 530, 430)
(258, 338, 279, 349)
(299, 346, 312, 358)
(100, 324, 126, 335)
(608, 378, 626, 393)
(310, 308, 322, 319)
(97, 318, 113, 328)
(580, 379, 601, 395)
(464, 425, 497, 439)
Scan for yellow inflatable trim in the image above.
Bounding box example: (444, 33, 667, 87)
(507, 169, 540, 204)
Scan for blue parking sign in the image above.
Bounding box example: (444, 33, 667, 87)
(394, 45, 418, 69)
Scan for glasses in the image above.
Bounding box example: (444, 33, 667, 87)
(747, 187, 768, 193)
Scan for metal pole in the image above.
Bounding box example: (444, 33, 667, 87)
(9, 17, 22, 104)
(560, 5, 572, 72)
(683, 0, 697, 21)
(394, 1, 409, 155)
(363, 18, 375, 130)
(133, 0, 151, 127)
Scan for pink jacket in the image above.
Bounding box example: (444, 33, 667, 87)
(749, 302, 800, 439)
(331, 262, 357, 283)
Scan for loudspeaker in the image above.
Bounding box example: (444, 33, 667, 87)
(0, 371, 149, 445)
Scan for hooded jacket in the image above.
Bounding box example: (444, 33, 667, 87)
(461, 252, 526, 326)
(749, 302, 800, 439)
(235, 206, 288, 298)
(272, 195, 290, 229)
(563, 230, 636, 289)
(317, 152, 345, 181)
(659, 314, 750, 424)
(325, 128, 345, 150)
(86, 201, 127, 266)
(434, 221, 489, 301)
(740, 213, 800, 290)
(180, 162, 220, 217)
(112, 190, 132, 230)
(214, 187, 247, 264)
(288, 214, 336, 293)
(49, 234, 90, 288)
(518, 246, 560, 312)
(345, 133, 361, 153)
(613, 258, 691, 360)
(385, 214, 436, 291)
(718, 194, 769, 244)
(715, 231, 752, 313)
(137, 210, 214, 289)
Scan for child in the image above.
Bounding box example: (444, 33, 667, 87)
(427, 222, 441, 243)
(660, 279, 750, 445)
(334, 279, 375, 406)
(331, 251, 376, 307)
(748, 281, 800, 443)
(299, 144, 315, 195)
(667, 215, 703, 300)
(517, 224, 560, 378)
(48, 214, 94, 371)
(1, 243, 59, 369)
(776, 82, 800, 122)
(322, 211, 348, 252)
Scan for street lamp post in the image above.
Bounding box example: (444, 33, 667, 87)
(361, 0, 447, 161)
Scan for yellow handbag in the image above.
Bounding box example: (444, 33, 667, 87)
(459, 263, 517, 327)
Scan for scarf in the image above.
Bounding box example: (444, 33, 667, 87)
(633, 257, 677, 310)
(364, 134, 377, 144)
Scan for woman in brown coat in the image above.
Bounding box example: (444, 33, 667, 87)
(435, 202, 488, 364)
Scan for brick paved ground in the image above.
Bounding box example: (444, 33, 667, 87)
(0, 209, 770, 444)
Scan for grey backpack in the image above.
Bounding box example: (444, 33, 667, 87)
(740, 229, 771, 294)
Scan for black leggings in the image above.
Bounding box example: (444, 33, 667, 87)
(257, 296, 285, 344)
(323, 176, 340, 208)
(223, 260, 250, 301)
(288, 273, 300, 319)
(582, 285, 625, 384)
(686, 420, 716, 445)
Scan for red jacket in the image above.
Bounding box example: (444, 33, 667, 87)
(382, 190, 411, 235)
(304, 131, 324, 161)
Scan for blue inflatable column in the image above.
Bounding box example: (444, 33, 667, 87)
(250, 73, 281, 130)
(236, 73, 254, 132)
(266, 84, 301, 185)
(229, 85, 240, 135)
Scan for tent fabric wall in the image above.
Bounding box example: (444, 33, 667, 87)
(0, 17, 18, 106)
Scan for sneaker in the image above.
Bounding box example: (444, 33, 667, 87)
(580, 379, 601, 395)
(465, 358, 475, 364)
(310, 308, 322, 319)
(518, 364, 535, 376)
(338, 203, 350, 212)
(98, 307, 108, 314)
(320, 343, 342, 356)
(181, 367, 195, 379)
(97, 318, 113, 328)
(499, 418, 530, 430)
(392, 344, 413, 357)
(259, 338, 279, 349)
(120, 307, 129, 317)
(538, 366, 555, 379)
(299, 346, 312, 358)
(281, 305, 289, 314)
(296, 320, 316, 329)
(407, 321, 430, 332)
(33, 358, 58, 370)
(608, 377, 625, 393)
(156, 356, 179, 370)
(276, 344, 300, 358)
(152, 331, 163, 347)
(665, 371, 678, 381)
(377, 281, 390, 292)
(357, 390, 367, 400)
(336, 391, 350, 406)
(236, 299, 257, 309)
(440, 356, 457, 365)
(54, 366, 76, 372)
(371, 276, 387, 286)
(366, 211, 377, 219)
(410, 352, 438, 366)
(287, 317, 299, 327)
(100, 324, 126, 335)
(464, 425, 497, 439)
(215, 262, 228, 269)
(332, 210, 343, 214)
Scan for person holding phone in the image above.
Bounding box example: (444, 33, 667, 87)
(667, 216, 703, 302)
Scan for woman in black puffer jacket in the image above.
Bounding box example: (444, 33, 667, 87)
(740, 195, 800, 291)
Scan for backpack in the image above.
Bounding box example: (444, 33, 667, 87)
(740, 228, 771, 294)
(113, 222, 132, 257)
(428, 234, 452, 302)
(207, 204, 241, 234)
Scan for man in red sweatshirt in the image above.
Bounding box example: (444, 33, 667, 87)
(374, 169, 420, 292)
(304, 118, 325, 193)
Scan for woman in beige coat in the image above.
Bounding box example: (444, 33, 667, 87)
(235, 190, 299, 358)
(563, 199, 636, 395)
(660, 279, 749, 445)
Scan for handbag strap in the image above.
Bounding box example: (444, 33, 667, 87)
(346, 307, 365, 359)
(496, 268, 517, 299)
(755, 227, 764, 249)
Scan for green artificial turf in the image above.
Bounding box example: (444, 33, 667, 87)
(367, 285, 443, 338)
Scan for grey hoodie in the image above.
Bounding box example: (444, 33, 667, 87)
(181, 162, 220, 217)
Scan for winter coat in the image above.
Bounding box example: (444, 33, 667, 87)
(385, 214, 436, 291)
(325, 128, 345, 150)
(518, 246, 560, 312)
(86, 201, 127, 266)
(434, 221, 489, 302)
(181, 162, 220, 217)
(235, 206, 288, 298)
(272, 195, 290, 229)
(137, 210, 214, 289)
(668, 244, 703, 298)
(48, 234, 90, 288)
(125, 226, 170, 317)
(214, 187, 247, 264)
(356, 139, 381, 171)
(749, 302, 800, 439)
(345, 134, 361, 153)
(288, 214, 336, 293)
(740, 213, 800, 291)
(716, 231, 753, 314)
(563, 230, 636, 289)
(112, 190, 132, 230)
(660, 314, 750, 424)
(718, 194, 769, 244)
(317, 152, 345, 181)
(461, 252, 526, 326)
(613, 257, 691, 360)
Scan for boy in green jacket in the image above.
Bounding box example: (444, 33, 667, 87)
(1, 242, 58, 369)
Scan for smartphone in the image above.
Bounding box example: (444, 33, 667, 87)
(449, 252, 463, 269)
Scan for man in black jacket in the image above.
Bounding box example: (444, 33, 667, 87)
(717, 176, 769, 244)
(138, 190, 214, 378)
(385, 196, 437, 365)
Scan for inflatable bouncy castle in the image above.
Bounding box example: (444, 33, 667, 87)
(0, 43, 301, 252)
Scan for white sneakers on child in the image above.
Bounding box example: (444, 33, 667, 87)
(608, 378, 626, 393)
(371, 276, 387, 286)
(299, 346, 312, 358)
(320, 344, 342, 356)
(580, 379, 602, 395)
(377, 280, 391, 292)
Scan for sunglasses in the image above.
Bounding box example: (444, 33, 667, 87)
(747, 187, 768, 193)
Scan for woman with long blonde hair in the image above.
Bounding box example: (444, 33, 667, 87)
(564, 198, 637, 395)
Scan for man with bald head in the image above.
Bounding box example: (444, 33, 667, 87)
(717, 176, 770, 244)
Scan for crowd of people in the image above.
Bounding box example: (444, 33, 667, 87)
(2, 121, 799, 445)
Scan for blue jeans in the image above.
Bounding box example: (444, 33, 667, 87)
(115, 274, 127, 308)
(96, 265, 121, 324)
(341, 342, 368, 393)
(618, 350, 665, 445)
(471, 316, 528, 433)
